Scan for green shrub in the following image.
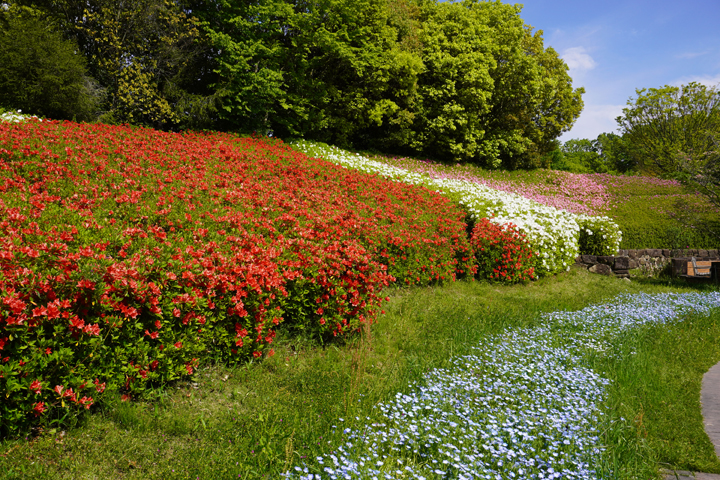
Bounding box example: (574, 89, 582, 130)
(0, 6, 99, 121)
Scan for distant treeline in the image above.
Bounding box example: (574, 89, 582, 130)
(0, 0, 584, 169)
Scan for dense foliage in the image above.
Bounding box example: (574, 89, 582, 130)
(9, 0, 220, 130)
(5, 0, 583, 168)
(0, 5, 98, 122)
(553, 134, 634, 174)
(617, 82, 720, 176)
(0, 119, 474, 436)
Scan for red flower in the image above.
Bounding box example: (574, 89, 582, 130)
(29, 380, 42, 395)
(174, 341, 182, 349)
(94, 379, 106, 393)
(33, 402, 46, 416)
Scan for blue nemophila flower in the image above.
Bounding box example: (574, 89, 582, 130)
(284, 293, 720, 479)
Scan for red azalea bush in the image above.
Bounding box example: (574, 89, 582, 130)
(0, 120, 473, 436)
(470, 218, 535, 283)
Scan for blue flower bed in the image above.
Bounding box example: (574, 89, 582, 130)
(287, 292, 720, 479)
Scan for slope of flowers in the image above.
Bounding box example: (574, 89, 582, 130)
(288, 292, 720, 479)
(364, 155, 614, 216)
(363, 154, 720, 250)
(0, 120, 473, 436)
(293, 142, 621, 276)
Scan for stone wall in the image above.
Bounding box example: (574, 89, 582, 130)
(575, 249, 720, 278)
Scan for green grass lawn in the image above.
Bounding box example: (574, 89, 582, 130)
(2, 268, 719, 479)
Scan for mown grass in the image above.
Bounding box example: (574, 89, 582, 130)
(1, 267, 718, 479)
(598, 307, 720, 478)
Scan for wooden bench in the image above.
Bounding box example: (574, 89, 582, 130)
(683, 257, 720, 283)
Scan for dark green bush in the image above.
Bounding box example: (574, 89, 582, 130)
(0, 6, 99, 121)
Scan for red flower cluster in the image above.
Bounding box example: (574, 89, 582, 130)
(0, 120, 473, 436)
(470, 218, 535, 283)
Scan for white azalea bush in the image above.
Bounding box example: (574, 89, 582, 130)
(577, 215, 623, 256)
(293, 141, 622, 276)
(0, 109, 38, 123)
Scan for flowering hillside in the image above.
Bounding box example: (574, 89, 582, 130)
(332, 150, 720, 250)
(0, 119, 473, 435)
(293, 142, 622, 276)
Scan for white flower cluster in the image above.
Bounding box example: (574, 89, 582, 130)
(293, 141, 622, 276)
(576, 215, 623, 256)
(286, 292, 720, 480)
(0, 109, 38, 123)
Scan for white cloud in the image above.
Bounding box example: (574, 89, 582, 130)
(671, 72, 720, 88)
(561, 47, 597, 72)
(560, 104, 625, 141)
(675, 50, 710, 60)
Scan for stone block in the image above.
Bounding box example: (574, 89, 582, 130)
(589, 263, 613, 275)
(597, 255, 614, 266)
(629, 259, 639, 269)
(671, 249, 682, 257)
(662, 249, 670, 257)
(711, 250, 720, 259)
(628, 250, 639, 259)
(613, 256, 630, 270)
(700, 249, 709, 258)
(647, 249, 661, 257)
(581, 254, 597, 264)
(613, 269, 629, 276)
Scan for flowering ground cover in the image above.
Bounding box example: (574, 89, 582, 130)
(357, 154, 615, 217)
(288, 292, 720, 480)
(293, 142, 622, 276)
(313, 148, 720, 250)
(0, 110, 37, 124)
(0, 119, 474, 436)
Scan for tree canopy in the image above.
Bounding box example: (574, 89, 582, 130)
(617, 82, 720, 175)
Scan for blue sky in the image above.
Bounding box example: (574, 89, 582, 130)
(511, 0, 720, 141)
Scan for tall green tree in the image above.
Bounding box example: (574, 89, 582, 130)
(474, 0, 583, 169)
(395, 0, 584, 168)
(616, 82, 720, 175)
(0, 5, 98, 120)
(593, 132, 634, 173)
(403, 0, 496, 162)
